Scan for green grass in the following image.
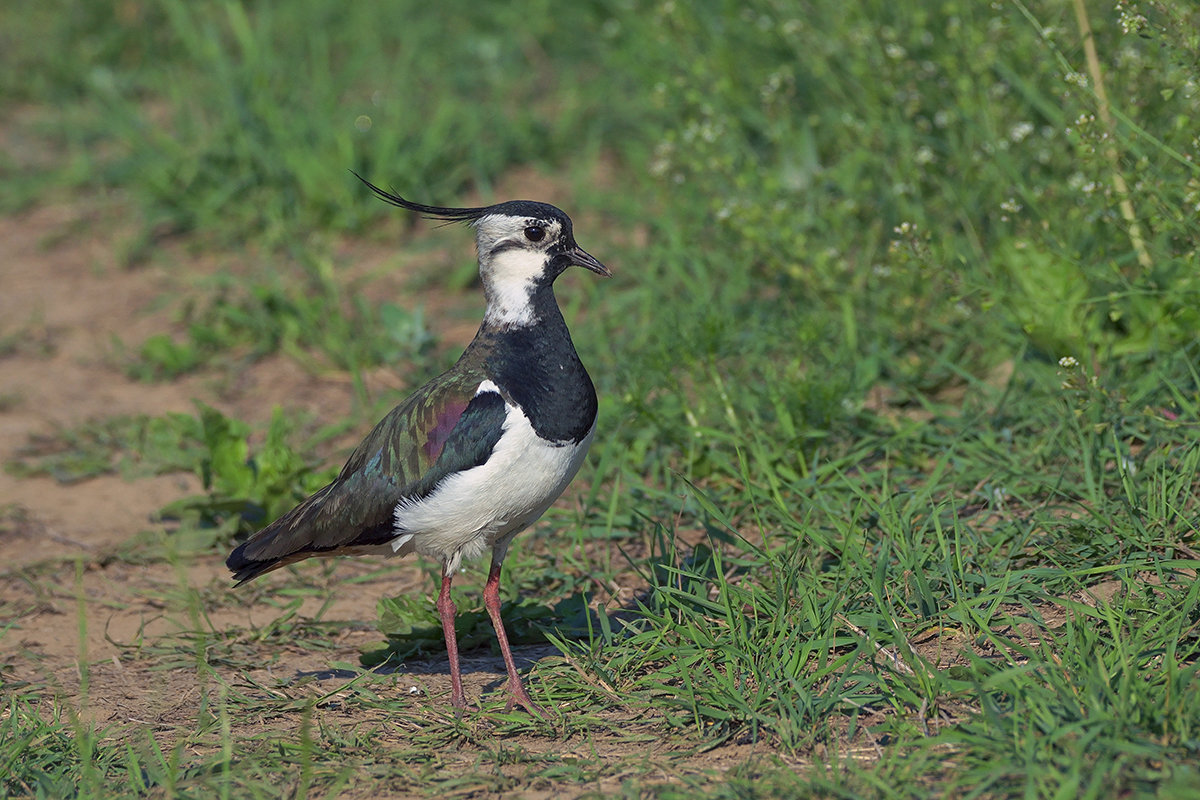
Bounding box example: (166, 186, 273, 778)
(3, 0, 1200, 797)
(115, 245, 438, 381)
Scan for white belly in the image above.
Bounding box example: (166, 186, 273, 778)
(390, 400, 594, 572)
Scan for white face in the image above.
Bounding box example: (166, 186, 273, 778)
(474, 214, 564, 326)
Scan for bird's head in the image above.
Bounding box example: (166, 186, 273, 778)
(354, 173, 610, 327)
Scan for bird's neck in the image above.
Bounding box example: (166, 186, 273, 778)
(468, 281, 581, 383)
(482, 276, 560, 330)
(469, 283, 596, 444)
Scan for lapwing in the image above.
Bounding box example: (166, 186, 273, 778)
(226, 174, 610, 715)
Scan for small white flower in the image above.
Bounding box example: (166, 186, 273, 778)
(1119, 8, 1148, 34)
(1058, 356, 1079, 369)
(1009, 122, 1034, 143)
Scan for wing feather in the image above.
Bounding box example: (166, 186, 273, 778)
(227, 368, 507, 582)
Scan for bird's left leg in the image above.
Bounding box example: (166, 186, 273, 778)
(482, 555, 547, 717)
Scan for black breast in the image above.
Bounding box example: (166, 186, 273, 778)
(483, 304, 597, 444)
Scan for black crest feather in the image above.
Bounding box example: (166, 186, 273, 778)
(352, 171, 572, 228)
(351, 171, 491, 221)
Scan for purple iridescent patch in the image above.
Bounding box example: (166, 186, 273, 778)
(422, 401, 469, 462)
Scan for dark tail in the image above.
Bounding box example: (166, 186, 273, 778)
(225, 540, 282, 585)
(225, 483, 339, 585)
(225, 481, 397, 585)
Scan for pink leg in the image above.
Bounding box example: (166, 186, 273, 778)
(435, 572, 468, 712)
(482, 559, 547, 717)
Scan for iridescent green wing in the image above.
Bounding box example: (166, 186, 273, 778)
(228, 364, 506, 580)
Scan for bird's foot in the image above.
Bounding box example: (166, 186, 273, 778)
(448, 689, 478, 718)
(449, 704, 483, 721)
(503, 683, 550, 719)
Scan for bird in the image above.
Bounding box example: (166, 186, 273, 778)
(226, 173, 610, 716)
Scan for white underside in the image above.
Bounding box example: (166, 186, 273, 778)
(384, 383, 594, 573)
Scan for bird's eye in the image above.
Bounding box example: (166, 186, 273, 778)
(524, 225, 546, 242)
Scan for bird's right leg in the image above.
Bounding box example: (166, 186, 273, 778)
(435, 570, 468, 711)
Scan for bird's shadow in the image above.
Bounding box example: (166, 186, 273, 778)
(292, 642, 560, 684)
(359, 590, 600, 669)
(286, 529, 739, 693)
(282, 589, 607, 690)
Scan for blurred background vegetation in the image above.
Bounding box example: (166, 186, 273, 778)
(6, 0, 1198, 386)
(3, 0, 1200, 796)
